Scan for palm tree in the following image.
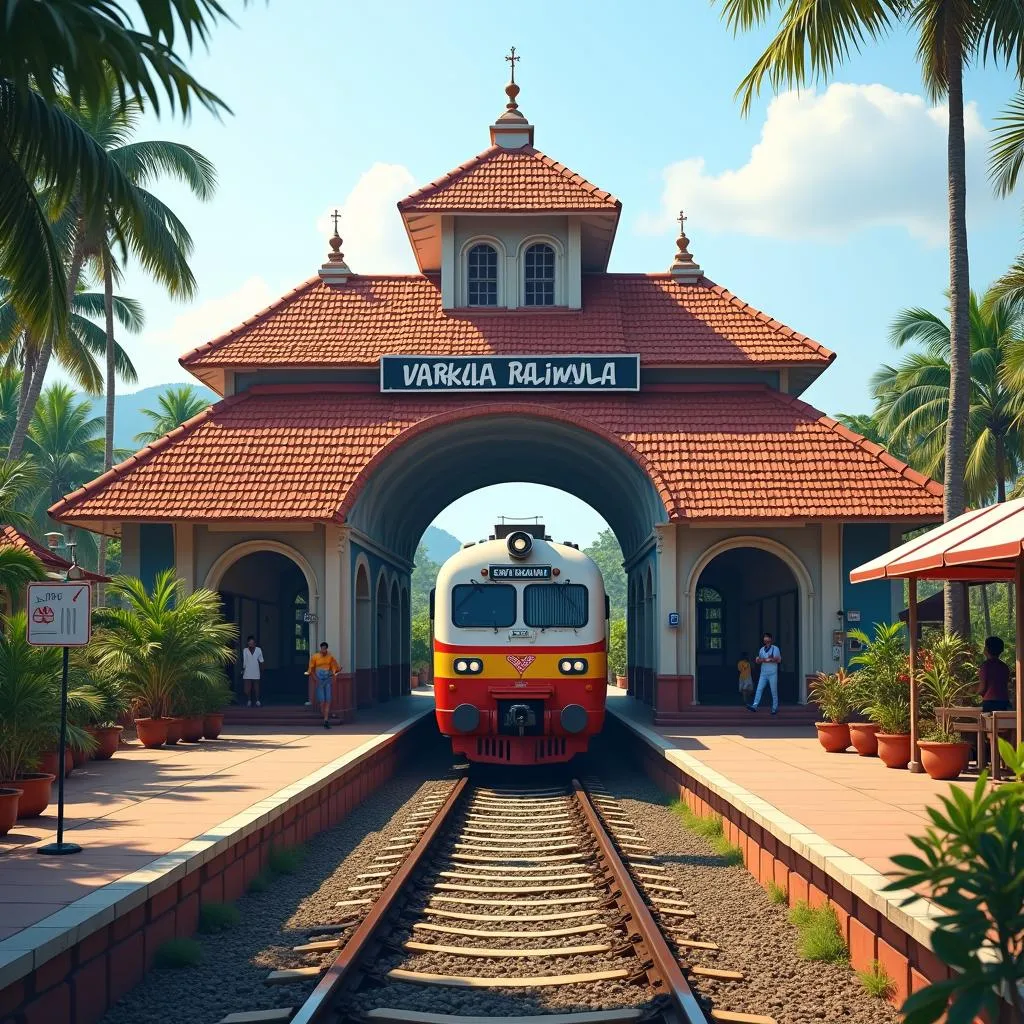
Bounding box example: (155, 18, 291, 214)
(871, 289, 1024, 505)
(6, 89, 216, 465)
(0, 459, 44, 607)
(90, 570, 236, 721)
(135, 385, 211, 445)
(0, 2, 236, 338)
(715, 0, 1024, 633)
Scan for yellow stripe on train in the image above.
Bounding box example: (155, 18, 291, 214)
(433, 650, 607, 680)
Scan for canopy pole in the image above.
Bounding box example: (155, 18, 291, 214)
(1016, 556, 1023, 747)
(908, 576, 922, 772)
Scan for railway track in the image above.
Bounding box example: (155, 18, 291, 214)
(224, 778, 775, 1024)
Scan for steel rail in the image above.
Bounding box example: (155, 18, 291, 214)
(571, 779, 708, 1024)
(290, 776, 469, 1024)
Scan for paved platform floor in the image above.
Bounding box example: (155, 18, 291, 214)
(0, 690, 434, 942)
(609, 689, 978, 879)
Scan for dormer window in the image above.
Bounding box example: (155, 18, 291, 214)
(524, 243, 555, 306)
(467, 243, 498, 306)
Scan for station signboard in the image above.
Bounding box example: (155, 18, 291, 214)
(489, 565, 552, 580)
(26, 582, 91, 647)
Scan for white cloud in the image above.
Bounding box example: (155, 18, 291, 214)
(642, 83, 999, 245)
(316, 162, 419, 273)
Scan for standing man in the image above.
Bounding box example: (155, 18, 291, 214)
(747, 632, 781, 716)
(241, 635, 264, 708)
(308, 641, 340, 729)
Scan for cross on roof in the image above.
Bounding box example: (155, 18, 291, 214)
(331, 209, 341, 235)
(506, 47, 520, 84)
(677, 210, 687, 232)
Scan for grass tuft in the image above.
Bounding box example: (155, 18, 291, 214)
(247, 871, 272, 893)
(788, 899, 815, 929)
(268, 844, 307, 876)
(789, 902, 848, 963)
(198, 902, 240, 934)
(766, 881, 787, 904)
(154, 938, 203, 969)
(670, 800, 743, 864)
(858, 960, 894, 999)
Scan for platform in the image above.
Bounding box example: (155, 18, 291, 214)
(0, 691, 434, 1023)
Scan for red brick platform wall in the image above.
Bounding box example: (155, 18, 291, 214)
(0, 716, 431, 1024)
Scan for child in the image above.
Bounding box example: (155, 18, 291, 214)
(737, 651, 754, 705)
(979, 636, 1010, 712)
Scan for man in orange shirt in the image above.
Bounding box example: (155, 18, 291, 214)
(308, 642, 340, 729)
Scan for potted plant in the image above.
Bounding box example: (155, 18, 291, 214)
(201, 674, 232, 739)
(809, 669, 855, 751)
(176, 677, 206, 742)
(609, 619, 627, 690)
(91, 571, 236, 751)
(850, 623, 913, 769)
(0, 787, 21, 837)
(79, 664, 129, 760)
(914, 634, 976, 780)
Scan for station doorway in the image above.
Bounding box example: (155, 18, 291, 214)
(694, 546, 801, 705)
(217, 551, 312, 704)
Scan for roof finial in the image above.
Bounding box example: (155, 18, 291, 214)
(506, 46, 520, 87)
(319, 208, 353, 287)
(670, 209, 702, 282)
(502, 47, 523, 116)
(490, 46, 532, 146)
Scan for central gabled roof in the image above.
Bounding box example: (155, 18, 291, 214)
(180, 273, 834, 393)
(398, 145, 620, 213)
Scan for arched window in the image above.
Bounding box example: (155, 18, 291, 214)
(467, 243, 498, 306)
(524, 243, 556, 306)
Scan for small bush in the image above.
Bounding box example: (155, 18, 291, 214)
(789, 903, 847, 963)
(766, 881, 787, 904)
(268, 844, 306, 876)
(198, 902, 240, 934)
(671, 800, 743, 864)
(858, 960, 894, 999)
(248, 871, 271, 893)
(154, 938, 203, 969)
(788, 899, 815, 929)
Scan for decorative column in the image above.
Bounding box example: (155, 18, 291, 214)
(323, 524, 354, 721)
(653, 523, 692, 721)
(173, 524, 195, 593)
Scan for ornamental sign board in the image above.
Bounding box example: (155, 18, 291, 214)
(26, 582, 91, 647)
(380, 355, 640, 394)
(489, 565, 552, 580)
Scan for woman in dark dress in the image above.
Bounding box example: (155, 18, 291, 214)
(979, 636, 1011, 713)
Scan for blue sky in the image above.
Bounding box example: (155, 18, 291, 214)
(106, 0, 1024, 546)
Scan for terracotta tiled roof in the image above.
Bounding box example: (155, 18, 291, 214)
(180, 275, 834, 372)
(0, 525, 107, 581)
(398, 146, 619, 212)
(50, 386, 942, 525)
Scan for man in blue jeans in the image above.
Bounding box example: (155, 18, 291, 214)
(747, 632, 782, 715)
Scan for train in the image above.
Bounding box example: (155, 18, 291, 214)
(431, 522, 607, 765)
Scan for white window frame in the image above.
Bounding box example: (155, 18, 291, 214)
(459, 236, 506, 308)
(518, 235, 565, 308)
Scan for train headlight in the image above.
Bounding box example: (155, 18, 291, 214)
(468, 659, 482, 673)
(454, 658, 483, 675)
(558, 658, 588, 675)
(506, 530, 533, 559)
(455, 659, 468, 672)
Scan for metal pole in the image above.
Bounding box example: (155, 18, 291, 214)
(908, 577, 922, 773)
(38, 646, 81, 856)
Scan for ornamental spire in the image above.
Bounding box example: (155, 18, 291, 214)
(669, 210, 702, 282)
(490, 47, 534, 149)
(319, 208, 353, 287)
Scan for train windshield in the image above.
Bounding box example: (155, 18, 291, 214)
(523, 584, 589, 628)
(451, 584, 517, 628)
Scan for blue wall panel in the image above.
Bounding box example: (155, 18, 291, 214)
(139, 523, 175, 593)
(843, 524, 895, 655)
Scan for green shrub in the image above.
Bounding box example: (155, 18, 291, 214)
(154, 938, 203, 969)
(766, 881, 787, 904)
(788, 902, 847, 963)
(670, 800, 743, 864)
(858, 960, 894, 999)
(198, 902, 240, 934)
(247, 871, 271, 893)
(268, 844, 306, 875)
(608, 618, 627, 678)
(788, 899, 815, 929)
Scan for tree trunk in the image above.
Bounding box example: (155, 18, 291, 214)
(943, 35, 971, 638)
(16, 336, 36, 424)
(996, 435, 1007, 503)
(97, 255, 116, 588)
(8, 240, 87, 460)
(980, 583, 992, 639)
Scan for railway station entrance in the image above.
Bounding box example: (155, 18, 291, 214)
(50, 75, 944, 723)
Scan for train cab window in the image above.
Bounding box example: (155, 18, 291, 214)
(523, 584, 588, 628)
(451, 584, 516, 628)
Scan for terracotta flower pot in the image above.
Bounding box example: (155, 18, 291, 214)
(164, 718, 183, 745)
(0, 788, 22, 835)
(7, 773, 55, 818)
(87, 725, 123, 760)
(616, 675, 628, 689)
(919, 741, 971, 781)
(202, 713, 224, 740)
(38, 749, 73, 778)
(180, 716, 205, 743)
(815, 722, 851, 752)
(71, 744, 89, 768)
(848, 722, 880, 757)
(134, 717, 169, 748)
(876, 732, 912, 769)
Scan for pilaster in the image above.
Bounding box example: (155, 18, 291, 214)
(324, 524, 344, 660)
(173, 524, 195, 593)
(440, 216, 455, 310)
(654, 523, 678, 676)
(567, 216, 582, 309)
(821, 523, 842, 671)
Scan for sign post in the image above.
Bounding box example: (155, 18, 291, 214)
(27, 581, 91, 856)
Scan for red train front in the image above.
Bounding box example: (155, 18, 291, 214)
(432, 524, 607, 765)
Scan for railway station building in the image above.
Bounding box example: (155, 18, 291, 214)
(49, 79, 944, 720)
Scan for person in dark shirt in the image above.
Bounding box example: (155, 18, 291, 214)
(979, 636, 1011, 712)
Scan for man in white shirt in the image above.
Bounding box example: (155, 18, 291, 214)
(747, 632, 781, 715)
(241, 635, 264, 708)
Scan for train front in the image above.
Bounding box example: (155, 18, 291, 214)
(432, 524, 607, 765)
